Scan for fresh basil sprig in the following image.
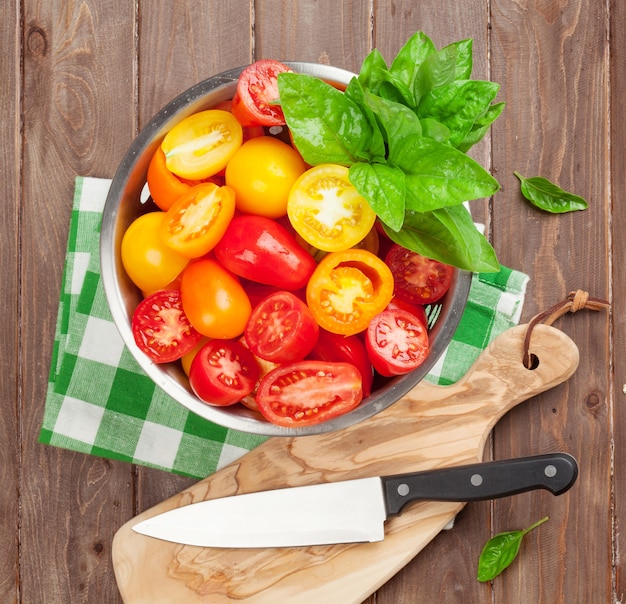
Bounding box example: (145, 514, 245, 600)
(477, 516, 549, 582)
(514, 172, 588, 213)
(277, 31, 504, 272)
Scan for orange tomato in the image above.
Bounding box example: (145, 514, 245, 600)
(306, 248, 394, 335)
(161, 109, 243, 180)
(180, 258, 251, 339)
(146, 147, 194, 211)
(161, 182, 236, 258)
(225, 136, 306, 218)
(287, 164, 377, 252)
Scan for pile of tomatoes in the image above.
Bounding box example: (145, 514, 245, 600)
(121, 59, 454, 428)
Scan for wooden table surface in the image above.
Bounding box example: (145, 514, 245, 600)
(2, 1, 622, 602)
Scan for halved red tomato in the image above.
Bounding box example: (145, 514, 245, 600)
(385, 244, 454, 304)
(131, 290, 202, 363)
(244, 291, 319, 363)
(189, 339, 259, 406)
(255, 360, 363, 427)
(309, 329, 374, 397)
(161, 182, 236, 258)
(230, 59, 291, 127)
(365, 308, 430, 377)
(161, 109, 243, 180)
(386, 296, 428, 329)
(287, 164, 377, 252)
(306, 248, 394, 335)
(214, 215, 316, 290)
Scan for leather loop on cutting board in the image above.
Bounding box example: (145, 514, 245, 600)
(522, 290, 609, 369)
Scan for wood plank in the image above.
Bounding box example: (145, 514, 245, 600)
(0, 0, 20, 601)
(20, 2, 138, 602)
(490, 0, 611, 601)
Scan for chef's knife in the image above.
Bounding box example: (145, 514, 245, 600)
(132, 452, 577, 548)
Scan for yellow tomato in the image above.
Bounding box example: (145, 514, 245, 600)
(225, 136, 306, 218)
(287, 164, 377, 252)
(121, 212, 189, 294)
(161, 109, 243, 180)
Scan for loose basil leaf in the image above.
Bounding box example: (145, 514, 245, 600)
(394, 136, 500, 212)
(514, 172, 588, 213)
(417, 80, 500, 148)
(362, 90, 422, 161)
(349, 162, 406, 231)
(388, 31, 437, 105)
(277, 72, 371, 166)
(457, 101, 506, 153)
(477, 516, 549, 582)
(382, 205, 500, 272)
(413, 44, 459, 105)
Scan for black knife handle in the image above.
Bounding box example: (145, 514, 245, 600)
(381, 453, 578, 516)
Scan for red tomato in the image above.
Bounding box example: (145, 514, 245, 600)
(385, 244, 454, 304)
(180, 258, 251, 339)
(386, 296, 428, 328)
(161, 182, 236, 258)
(189, 339, 259, 406)
(245, 291, 319, 363)
(309, 329, 374, 397)
(365, 308, 430, 377)
(213, 215, 317, 290)
(231, 59, 291, 127)
(131, 290, 202, 363)
(306, 248, 395, 335)
(255, 361, 363, 427)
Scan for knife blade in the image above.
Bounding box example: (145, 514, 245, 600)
(132, 452, 577, 548)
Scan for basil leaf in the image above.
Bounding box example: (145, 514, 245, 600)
(419, 118, 451, 143)
(477, 516, 549, 582)
(382, 205, 500, 272)
(514, 172, 588, 213)
(447, 38, 473, 80)
(457, 101, 505, 152)
(357, 48, 389, 94)
(345, 79, 387, 161)
(388, 31, 437, 105)
(413, 44, 459, 105)
(394, 136, 500, 212)
(362, 90, 422, 161)
(277, 72, 371, 166)
(349, 162, 406, 231)
(418, 80, 500, 148)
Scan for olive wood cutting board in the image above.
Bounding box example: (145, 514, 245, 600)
(112, 324, 579, 603)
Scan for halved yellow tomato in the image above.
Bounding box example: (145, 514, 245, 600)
(306, 248, 394, 335)
(287, 164, 377, 252)
(161, 182, 236, 258)
(161, 109, 243, 180)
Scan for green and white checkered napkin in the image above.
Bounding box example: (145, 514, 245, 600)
(40, 177, 530, 479)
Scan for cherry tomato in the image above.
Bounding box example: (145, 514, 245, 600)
(180, 336, 209, 376)
(255, 360, 363, 427)
(245, 291, 319, 363)
(161, 109, 243, 180)
(306, 248, 394, 335)
(225, 136, 306, 218)
(189, 339, 259, 406)
(213, 99, 266, 141)
(121, 212, 189, 294)
(161, 182, 236, 258)
(213, 215, 317, 290)
(386, 296, 428, 328)
(365, 308, 430, 377)
(180, 258, 251, 339)
(309, 329, 374, 397)
(385, 244, 454, 304)
(147, 147, 194, 211)
(230, 59, 291, 127)
(131, 290, 202, 363)
(239, 337, 280, 412)
(287, 164, 377, 252)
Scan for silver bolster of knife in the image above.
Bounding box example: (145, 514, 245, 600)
(380, 453, 578, 516)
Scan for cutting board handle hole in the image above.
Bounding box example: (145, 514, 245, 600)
(525, 353, 540, 370)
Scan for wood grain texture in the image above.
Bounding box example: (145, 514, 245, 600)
(6, 0, 619, 602)
(113, 325, 579, 603)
